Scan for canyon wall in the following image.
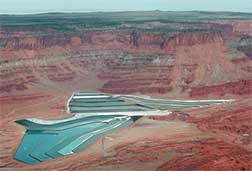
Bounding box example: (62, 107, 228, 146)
(0, 30, 223, 57)
(1, 29, 252, 99)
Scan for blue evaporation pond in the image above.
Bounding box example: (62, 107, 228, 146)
(14, 115, 138, 164)
(68, 95, 153, 114)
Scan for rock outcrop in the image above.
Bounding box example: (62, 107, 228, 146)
(191, 79, 252, 97)
(1, 30, 223, 57)
(1, 29, 252, 98)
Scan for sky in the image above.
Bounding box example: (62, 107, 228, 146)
(0, 0, 251, 14)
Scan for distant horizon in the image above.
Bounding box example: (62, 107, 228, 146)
(1, 9, 252, 15)
(0, 0, 251, 15)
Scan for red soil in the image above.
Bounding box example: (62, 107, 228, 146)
(157, 139, 252, 171)
(49, 104, 66, 110)
(151, 98, 252, 147)
(190, 79, 252, 97)
(0, 93, 50, 104)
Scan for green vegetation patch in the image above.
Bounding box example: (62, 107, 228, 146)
(1, 11, 251, 33)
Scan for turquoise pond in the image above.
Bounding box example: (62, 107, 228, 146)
(14, 92, 232, 164)
(14, 93, 146, 165)
(14, 115, 139, 164)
